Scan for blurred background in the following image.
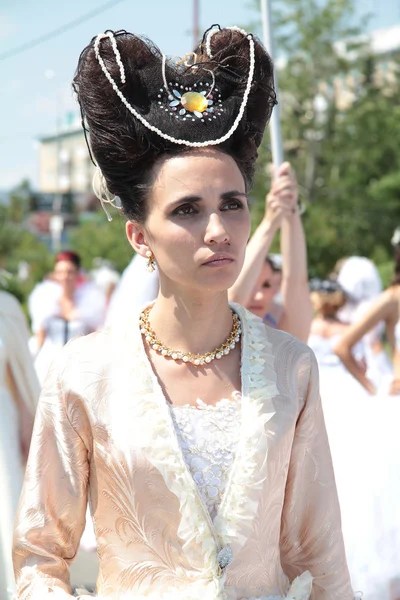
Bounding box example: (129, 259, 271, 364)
(1, 0, 399, 311)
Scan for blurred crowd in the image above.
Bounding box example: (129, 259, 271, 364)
(1, 163, 400, 598)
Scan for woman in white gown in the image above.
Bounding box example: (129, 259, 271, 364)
(336, 255, 392, 387)
(0, 291, 39, 597)
(29, 251, 106, 384)
(308, 275, 400, 600)
(229, 163, 312, 342)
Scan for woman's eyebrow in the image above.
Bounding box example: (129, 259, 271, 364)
(220, 191, 249, 200)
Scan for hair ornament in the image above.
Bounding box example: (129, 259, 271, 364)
(92, 166, 122, 222)
(95, 31, 126, 84)
(93, 27, 255, 147)
(159, 54, 218, 122)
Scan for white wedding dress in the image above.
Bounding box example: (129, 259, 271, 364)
(308, 332, 400, 600)
(0, 292, 39, 598)
(0, 336, 24, 596)
(29, 280, 106, 385)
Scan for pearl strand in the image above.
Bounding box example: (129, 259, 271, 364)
(93, 29, 255, 148)
(139, 307, 242, 367)
(95, 32, 125, 84)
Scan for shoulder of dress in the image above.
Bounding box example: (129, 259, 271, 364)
(234, 302, 313, 369)
(55, 329, 111, 374)
(64, 328, 109, 352)
(233, 302, 310, 352)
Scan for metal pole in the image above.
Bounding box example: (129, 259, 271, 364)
(260, 0, 284, 174)
(193, 0, 199, 48)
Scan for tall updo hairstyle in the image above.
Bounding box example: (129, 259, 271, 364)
(72, 26, 276, 222)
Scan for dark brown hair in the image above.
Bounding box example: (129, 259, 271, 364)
(55, 250, 81, 269)
(73, 27, 276, 222)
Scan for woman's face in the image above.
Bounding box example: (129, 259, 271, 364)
(246, 262, 281, 319)
(128, 150, 251, 295)
(53, 260, 79, 291)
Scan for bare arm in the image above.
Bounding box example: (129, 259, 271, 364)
(35, 327, 47, 351)
(228, 218, 281, 306)
(228, 162, 296, 307)
(278, 210, 312, 342)
(334, 288, 398, 394)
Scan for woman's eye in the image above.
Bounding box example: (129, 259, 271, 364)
(173, 204, 197, 216)
(262, 281, 272, 289)
(221, 199, 244, 211)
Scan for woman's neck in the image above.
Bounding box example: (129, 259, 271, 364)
(148, 289, 234, 355)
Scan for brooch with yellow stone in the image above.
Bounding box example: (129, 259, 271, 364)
(157, 81, 224, 122)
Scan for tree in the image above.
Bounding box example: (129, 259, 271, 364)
(247, 0, 399, 276)
(68, 212, 133, 274)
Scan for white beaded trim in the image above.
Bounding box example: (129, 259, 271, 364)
(95, 32, 125, 83)
(93, 28, 255, 148)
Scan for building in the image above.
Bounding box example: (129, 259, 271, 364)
(38, 113, 95, 208)
(33, 115, 97, 240)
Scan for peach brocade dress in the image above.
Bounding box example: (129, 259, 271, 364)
(13, 304, 354, 600)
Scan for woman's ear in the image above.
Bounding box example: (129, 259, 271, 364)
(126, 221, 151, 258)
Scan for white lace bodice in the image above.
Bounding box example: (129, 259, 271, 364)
(171, 393, 241, 520)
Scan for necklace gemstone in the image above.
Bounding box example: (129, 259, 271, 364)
(181, 91, 208, 113)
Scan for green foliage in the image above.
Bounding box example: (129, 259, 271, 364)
(0, 208, 53, 315)
(247, 0, 400, 277)
(68, 212, 133, 273)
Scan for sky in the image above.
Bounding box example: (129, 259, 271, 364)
(0, 0, 398, 191)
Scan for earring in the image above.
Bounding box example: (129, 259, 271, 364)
(146, 250, 156, 273)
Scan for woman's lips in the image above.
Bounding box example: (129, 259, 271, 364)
(203, 259, 234, 267)
(202, 254, 235, 267)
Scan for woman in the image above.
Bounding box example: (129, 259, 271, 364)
(106, 165, 309, 340)
(243, 253, 283, 327)
(0, 291, 39, 597)
(229, 163, 312, 342)
(335, 256, 392, 387)
(308, 278, 367, 390)
(308, 278, 400, 599)
(29, 251, 106, 384)
(13, 27, 353, 599)
(335, 247, 400, 395)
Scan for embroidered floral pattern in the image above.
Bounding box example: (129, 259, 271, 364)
(171, 395, 242, 520)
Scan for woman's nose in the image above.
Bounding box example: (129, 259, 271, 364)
(252, 288, 264, 302)
(204, 213, 230, 245)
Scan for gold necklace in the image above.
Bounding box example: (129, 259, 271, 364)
(139, 306, 241, 367)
